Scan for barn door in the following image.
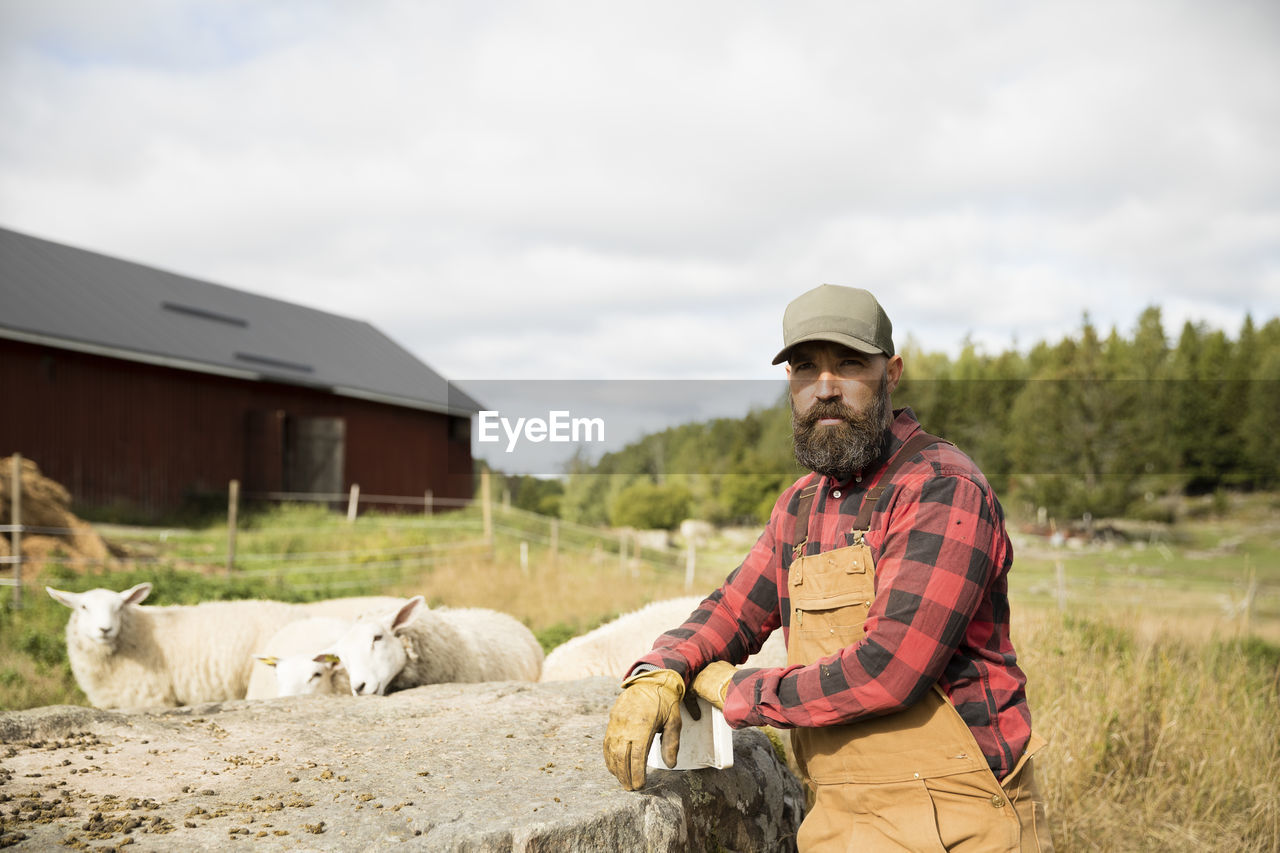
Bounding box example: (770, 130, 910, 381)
(284, 416, 345, 495)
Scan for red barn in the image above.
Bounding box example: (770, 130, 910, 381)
(0, 227, 478, 517)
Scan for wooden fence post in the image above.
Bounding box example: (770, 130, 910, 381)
(1055, 561, 1067, 611)
(520, 541, 529, 576)
(424, 489, 434, 518)
(347, 484, 360, 523)
(226, 479, 239, 576)
(10, 453, 22, 609)
(1243, 563, 1257, 636)
(549, 519, 559, 567)
(480, 470, 493, 545)
(685, 539, 696, 591)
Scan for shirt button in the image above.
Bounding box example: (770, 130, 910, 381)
(832, 490, 841, 498)
(991, 794, 1005, 808)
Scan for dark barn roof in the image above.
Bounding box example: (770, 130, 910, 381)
(0, 226, 479, 416)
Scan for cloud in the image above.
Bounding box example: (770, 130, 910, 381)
(1, 0, 1277, 388)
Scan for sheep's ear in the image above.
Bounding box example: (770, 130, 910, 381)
(46, 587, 77, 608)
(313, 652, 341, 668)
(254, 655, 279, 668)
(390, 596, 425, 633)
(121, 583, 152, 606)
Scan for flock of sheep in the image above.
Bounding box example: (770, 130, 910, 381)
(44, 585, 787, 712)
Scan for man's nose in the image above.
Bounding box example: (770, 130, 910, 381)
(813, 370, 841, 399)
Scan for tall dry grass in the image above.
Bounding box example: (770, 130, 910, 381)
(1019, 608, 1280, 852)
(385, 548, 707, 641)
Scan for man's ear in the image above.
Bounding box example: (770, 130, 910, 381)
(885, 354, 904, 393)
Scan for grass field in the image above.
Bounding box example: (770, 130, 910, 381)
(2, 496, 1278, 850)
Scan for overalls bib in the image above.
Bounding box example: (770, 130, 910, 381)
(787, 433, 1052, 853)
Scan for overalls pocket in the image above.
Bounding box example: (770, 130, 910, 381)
(788, 543, 874, 664)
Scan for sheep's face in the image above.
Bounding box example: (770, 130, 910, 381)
(330, 597, 424, 696)
(47, 583, 152, 649)
(269, 654, 341, 697)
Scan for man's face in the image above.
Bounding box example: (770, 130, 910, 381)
(786, 341, 904, 479)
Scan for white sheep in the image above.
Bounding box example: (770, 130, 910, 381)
(539, 595, 787, 681)
(244, 595, 409, 701)
(325, 596, 543, 696)
(47, 583, 299, 709)
(246, 617, 355, 700)
(46, 585, 416, 710)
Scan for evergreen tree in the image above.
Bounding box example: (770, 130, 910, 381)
(557, 308, 1278, 528)
(1242, 318, 1280, 488)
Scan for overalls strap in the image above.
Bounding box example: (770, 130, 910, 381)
(791, 482, 821, 560)
(849, 431, 949, 531)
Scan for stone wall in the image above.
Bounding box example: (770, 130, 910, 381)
(0, 677, 804, 851)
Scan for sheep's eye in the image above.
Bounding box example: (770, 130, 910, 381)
(308, 673, 320, 682)
(372, 634, 384, 642)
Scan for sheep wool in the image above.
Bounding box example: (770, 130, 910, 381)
(540, 595, 787, 682)
(52, 589, 297, 709)
(329, 596, 543, 695)
(388, 605, 544, 692)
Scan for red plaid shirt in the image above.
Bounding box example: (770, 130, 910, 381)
(633, 408, 1032, 778)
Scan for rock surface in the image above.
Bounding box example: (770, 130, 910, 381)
(0, 677, 804, 851)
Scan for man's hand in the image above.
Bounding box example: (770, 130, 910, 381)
(691, 661, 737, 711)
(602, 668, 685, 790)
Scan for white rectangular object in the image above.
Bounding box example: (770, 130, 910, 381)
(647, 696, 734, 770)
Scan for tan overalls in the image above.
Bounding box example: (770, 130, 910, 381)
(787, 433, 1053, 852)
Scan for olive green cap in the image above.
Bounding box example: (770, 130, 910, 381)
(771, 284, 894, 364)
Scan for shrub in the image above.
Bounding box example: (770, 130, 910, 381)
(609, 481, 692, 530)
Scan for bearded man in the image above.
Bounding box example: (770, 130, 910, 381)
(603, 285, 1053, 852)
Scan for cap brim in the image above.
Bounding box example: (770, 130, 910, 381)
(771, 332, 886, 365)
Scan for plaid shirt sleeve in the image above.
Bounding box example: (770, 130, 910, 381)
(628, 483, 799, 679)
(631, 410, 1031, 778)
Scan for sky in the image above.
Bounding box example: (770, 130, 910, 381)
(2, 0, 1278, 398)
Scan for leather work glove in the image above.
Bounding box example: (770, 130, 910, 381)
(691, 661, 737, 711)
(603, 668, 685, 790)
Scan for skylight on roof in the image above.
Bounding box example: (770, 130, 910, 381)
(162, 301, 248, 327)
(234, 352, 313, 373)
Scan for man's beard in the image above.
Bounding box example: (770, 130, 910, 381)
(791, 376, 891, 480)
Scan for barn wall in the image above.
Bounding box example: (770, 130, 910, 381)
(0, 338, 473, 516)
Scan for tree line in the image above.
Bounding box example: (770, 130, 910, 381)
(496, 307, 1280, 528)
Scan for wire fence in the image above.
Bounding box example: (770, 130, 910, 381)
(3, 460, 1275, 631)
